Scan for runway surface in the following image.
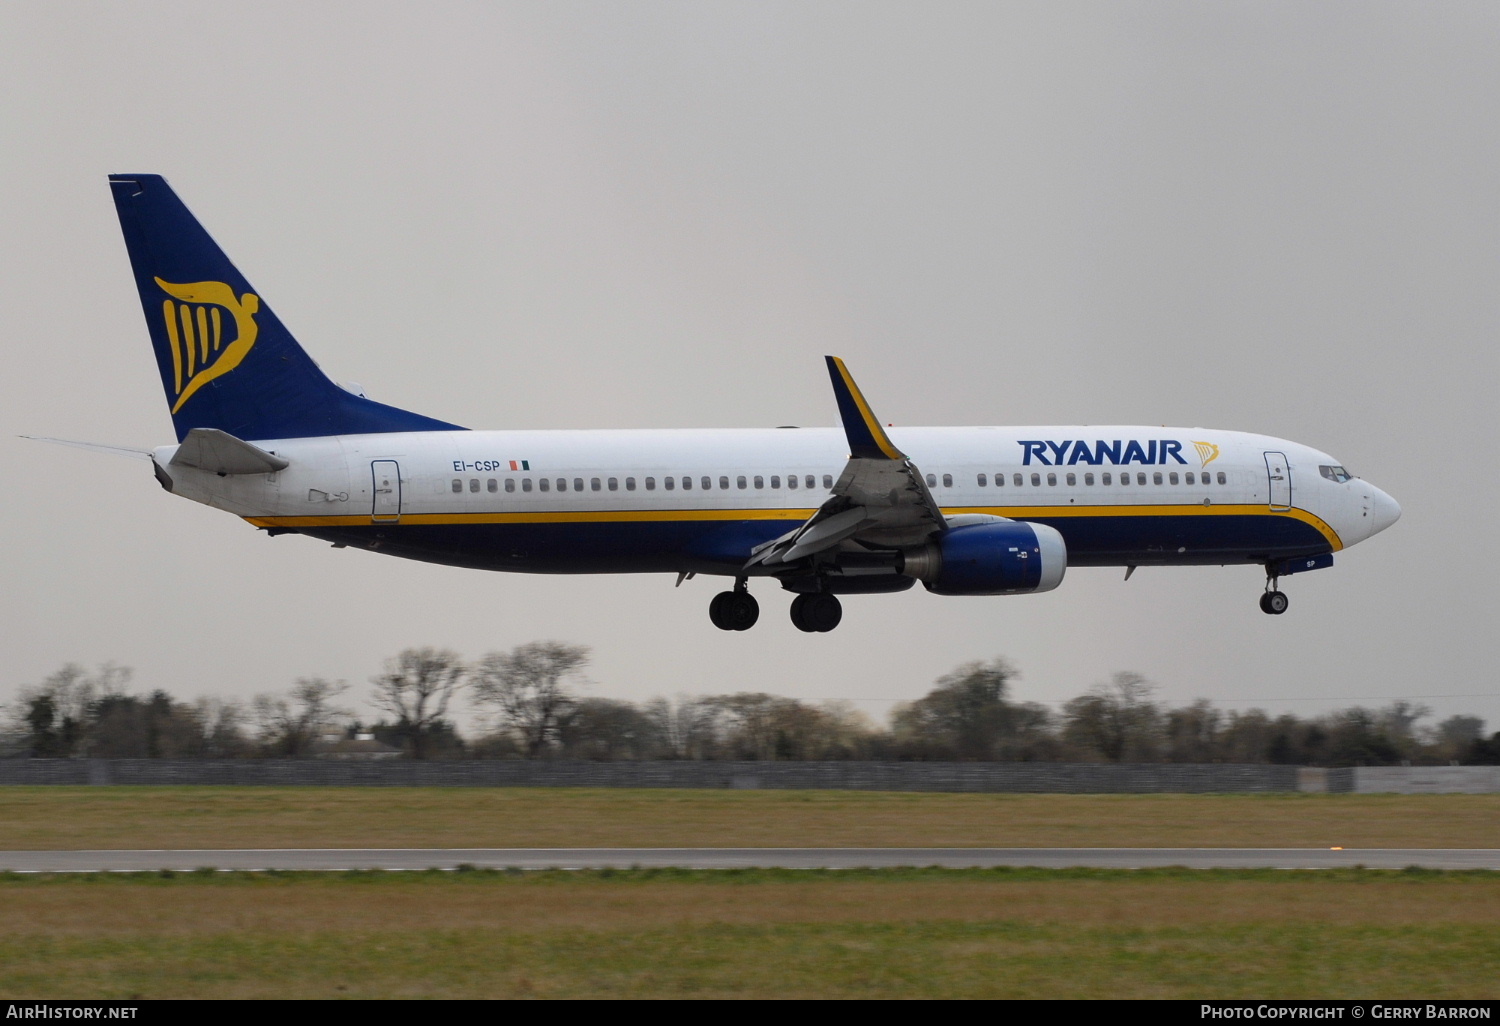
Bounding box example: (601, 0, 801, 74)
(1, 848, 1497, 872)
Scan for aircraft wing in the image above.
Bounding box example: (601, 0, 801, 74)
(745, 357, 946, 569)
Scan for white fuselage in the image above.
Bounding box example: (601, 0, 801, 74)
(153, 424, 1401, 577)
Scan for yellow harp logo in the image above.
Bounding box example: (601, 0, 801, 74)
(155, 277, 260, 413)
(1192, 441, 1220, 468)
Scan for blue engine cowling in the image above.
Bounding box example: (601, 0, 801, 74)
(904, 521, 1068, 596)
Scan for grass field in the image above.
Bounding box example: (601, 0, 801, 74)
(0, 867, 1496, 998)
(2, 787, 1498, 850)
(3, 788, 1495, 998)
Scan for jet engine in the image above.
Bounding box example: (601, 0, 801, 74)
(899, 521, 1067, 596)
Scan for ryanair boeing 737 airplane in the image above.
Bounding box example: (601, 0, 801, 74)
(89, 174, 1400, 633)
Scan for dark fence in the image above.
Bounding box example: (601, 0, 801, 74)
(0, 759, 1300, 793)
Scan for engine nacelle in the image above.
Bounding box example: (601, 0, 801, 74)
(902, 521, 1067, 596)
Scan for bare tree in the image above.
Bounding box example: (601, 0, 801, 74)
(470, 642, 589, 758)
(1062, 672, 1161, 762)
(891, 658, 1021, 760)
(642, 695, 724, 760)
(12, 663, 132, 758)
(369, 649, 466, 759)
(253, 677, 350, 757)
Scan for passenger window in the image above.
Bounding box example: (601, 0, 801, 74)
(771, 476, 781, 488)
(645, 477, 656, 490)
(1014, 474, 1023, 487)
(539, 478, 550, 492)
(1066, 473, 1076, 486)
(737, 476, 748, 489)
(1102, 472, 1111, 485)
(1047, 473, 1057, 486)
(608, 478, 619, 491)
(575, 478, 584, 492)
(487, 479, 497, 493)
(754, 476, 764, 489)
(977, 473, 987, 487)
(1217, 471, 1226, 485)
(1030, 473, 1041, 486)
(823, 475, 833, 489)
(469, 479, 479, 493)
(664, 477, 674, 490)
(625, 477, 636, 491)
(556, 479, 566, 492)
(504, 478, 516, 493)
(942, 473, 953, 488)
(994, 473, 1004, 488)
(1084, 473, 1094, 486)
(522, 478, 533, 493)
(706, 477, 714, 490)
(591, 478, 601, 491)
(787, 475, 797, 490)
(1185, 472, 1195, 485)
(805, 475, 815, 489)
(1137, 473, 1147, 486)
(925, 473, 936, 487)
(681, 477, 691, 490)
(1169, 472, 1179, 485)
(451, 479, 462, 493)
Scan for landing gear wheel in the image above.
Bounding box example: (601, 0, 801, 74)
(709, 590, 759, 631)
(790, 592, 843, 633)
(1259, 590, 1289, 615)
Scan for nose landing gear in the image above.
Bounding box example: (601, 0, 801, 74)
(1260, 574, 1289, 615)
(709, 579, 760, 631)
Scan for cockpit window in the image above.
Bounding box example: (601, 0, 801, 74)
(1320, 465, 1353, 483)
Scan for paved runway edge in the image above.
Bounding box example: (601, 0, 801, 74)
(1, 848, 1498, 872)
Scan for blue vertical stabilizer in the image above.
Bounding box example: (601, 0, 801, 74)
(109, 174, 465, 441)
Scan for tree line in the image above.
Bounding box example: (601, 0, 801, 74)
(4, 647, 1497, 766)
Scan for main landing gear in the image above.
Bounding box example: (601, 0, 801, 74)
(789, 592, 842, 633)
(709, 580, 760, 631)
(1259, 575, 1289, 615)
(707, 582, 844, 632)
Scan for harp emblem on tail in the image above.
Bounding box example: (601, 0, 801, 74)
(154, 277, 260, 413)
(1192, 440, 1220, 468)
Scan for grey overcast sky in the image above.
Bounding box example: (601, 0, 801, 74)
(2, 1, 1496, 732)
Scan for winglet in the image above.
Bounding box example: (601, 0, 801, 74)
(825, 356, 906, 461)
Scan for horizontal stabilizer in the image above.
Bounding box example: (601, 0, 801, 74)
(20, 436, 151, 460)
(169, 427, 289, 475)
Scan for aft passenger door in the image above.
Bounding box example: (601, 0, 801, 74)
(371, 460, 402, 523)
(1264, 452, 1291, 511)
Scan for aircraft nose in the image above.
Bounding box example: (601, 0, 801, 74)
(1368, 484, 1401, 537)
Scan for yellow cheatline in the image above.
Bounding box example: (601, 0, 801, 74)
(244, 507, 821, 529)
(947, 503, 1343, 551)
(243, 502, 1341, 549)
(831, 356, 905, 461)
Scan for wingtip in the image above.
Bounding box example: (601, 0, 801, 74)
(824, 356, 905, 461)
